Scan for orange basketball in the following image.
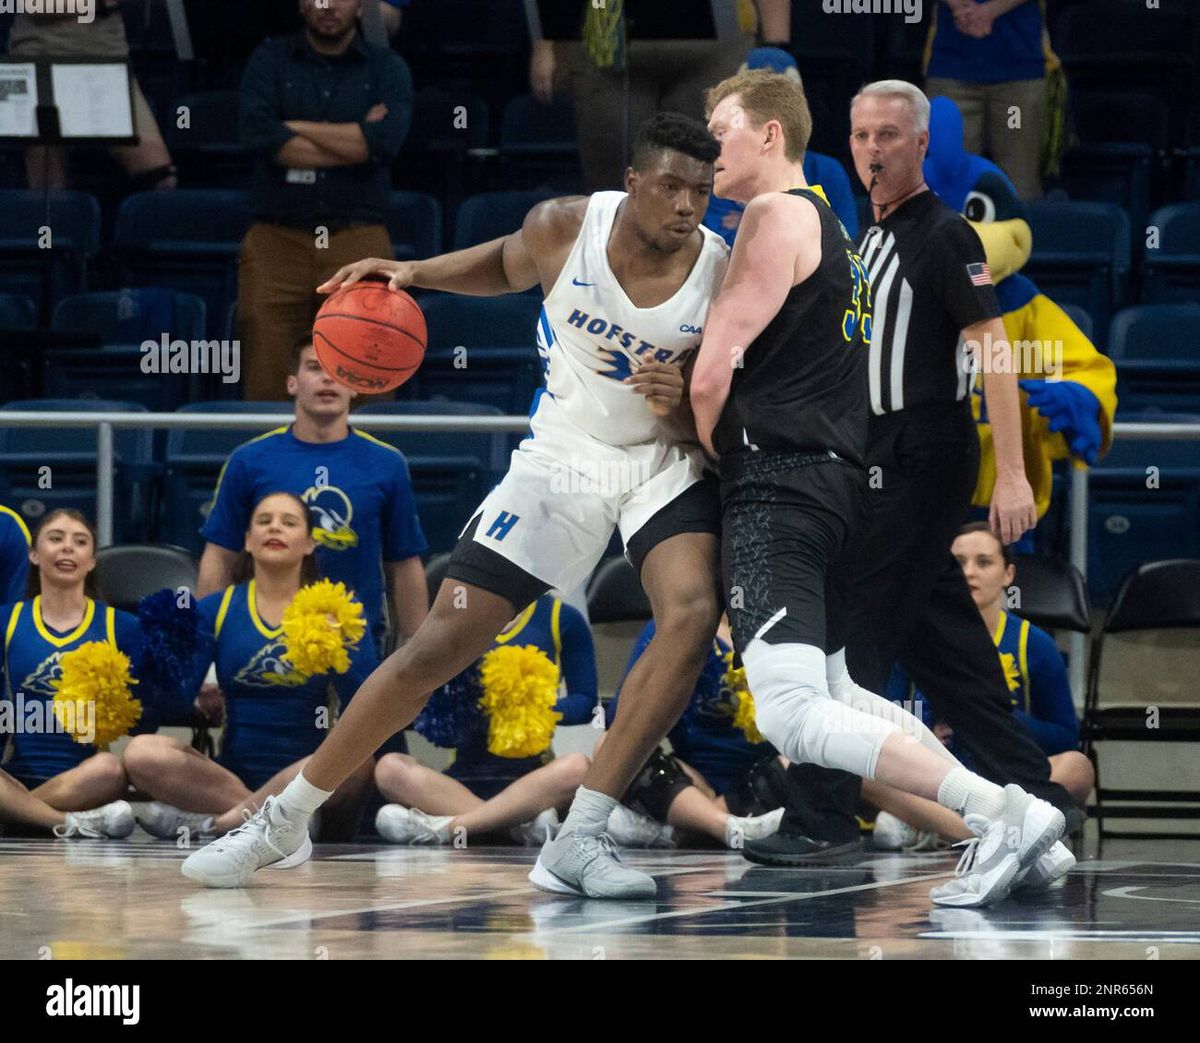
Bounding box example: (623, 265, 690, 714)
(313, 281, 426, 394)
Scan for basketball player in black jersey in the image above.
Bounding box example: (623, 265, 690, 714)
(689, 69, 1065, 907)
(744, 80, 1079, 887)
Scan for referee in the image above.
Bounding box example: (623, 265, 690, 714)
(745, 80, 1078, 866)
(691, 70, 1066, 908)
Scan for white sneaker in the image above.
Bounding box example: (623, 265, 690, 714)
(510, 808, 559, 846)
(530, 829, 656, 899)
(1012, 841, 1076, 895)
(135, 802, 215, 841)
(873, 810, 919, 851)
(726, 807, 784, 847)
(54, 800, 135, 839)
(873, 810, 941, 852)
(606, 805, 674, 848)
(181, 796, 312, 888)
(905, 829, 947, 853)
(375, 805, 453, 845)
(930, 784, 1064, 908)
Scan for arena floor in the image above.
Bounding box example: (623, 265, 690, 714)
(3, 835, 1200, 961)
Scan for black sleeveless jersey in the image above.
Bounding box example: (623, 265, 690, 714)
(713, 186, 871, 468)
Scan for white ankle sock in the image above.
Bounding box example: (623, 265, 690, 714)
(937, 767, 1006, 820)
(278, 772, 333, 819)
(561, 785, 618, 836)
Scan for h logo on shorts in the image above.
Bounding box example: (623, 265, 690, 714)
(485, 511, 520, 541)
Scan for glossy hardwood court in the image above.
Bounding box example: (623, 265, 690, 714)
(3, 835, 1200, 960)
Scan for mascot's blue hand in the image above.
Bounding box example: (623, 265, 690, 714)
(1019, 379, 1102, 465)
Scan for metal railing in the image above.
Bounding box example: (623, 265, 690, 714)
(2, 411, 1198, 699)
(0, 410, 530, 547)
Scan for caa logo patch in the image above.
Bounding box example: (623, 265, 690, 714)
(679, 324, 703, 335)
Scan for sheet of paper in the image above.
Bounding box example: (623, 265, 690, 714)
(0, 63, 39, 139)
(50, 63, 134, 139)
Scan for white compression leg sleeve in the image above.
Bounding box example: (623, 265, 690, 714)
(824, 649, 962, 768)
(823, 653, 1006, 817)
(741, 639, 898, 779)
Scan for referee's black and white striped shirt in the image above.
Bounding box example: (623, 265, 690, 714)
(855, 190, 1001, 416)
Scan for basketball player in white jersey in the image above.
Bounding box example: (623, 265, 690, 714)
(181, 114, 731, 898)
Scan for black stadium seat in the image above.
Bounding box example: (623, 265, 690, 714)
(94, 544, 198, 613)
(1009, 554, 1092, 634)
(0, 398, 156, 543)
(352, 400, 510, 554)
(114, 190, 253, 340)
(1107, 305, 1200, 414)
(1084, 559, 1200, 838)
(586, 556, 650, 625)
(1087, 413, 1200, 601)
(161, 401, 294, 554)
(0, 190, 100, 320)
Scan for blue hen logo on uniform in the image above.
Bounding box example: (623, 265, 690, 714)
(302, 485, 358, 550)
(17, 653, 66, 697)
(233, 642, 308, 688)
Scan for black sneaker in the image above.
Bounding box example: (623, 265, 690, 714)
(742, 831, 863, 866)
(1062, 806, 1087, 837)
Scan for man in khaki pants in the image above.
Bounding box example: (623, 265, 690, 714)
(924, 0, 1047, 199)
(238, 0, 412, 400)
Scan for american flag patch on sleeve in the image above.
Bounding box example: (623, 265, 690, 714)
(966, 261, 992, 286)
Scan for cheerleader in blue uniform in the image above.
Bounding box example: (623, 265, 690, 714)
(373, 593, 596, 845)
(601, 615, 785, 849)
(0, 510, 149, 839)
(951, 524, 1094, 798)
(871, 522, 1095, 849)
(125, 492, 377, 842)
(0, 504, 30, 605)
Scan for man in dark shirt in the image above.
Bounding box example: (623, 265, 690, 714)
(238, 0, 412, 400)
(692, 69, 1067, 907)
(691, 69, 1065, 907)
(925, 0, 1047, 198)
(743, 79, 1080, 880)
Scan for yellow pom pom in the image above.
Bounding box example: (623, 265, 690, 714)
(998, 651, 1021, 693)
(722, 656, 765, 746)
(478, 645, 562, 759)
(51, 640, 141, 748)
(281, 579, 366, 677)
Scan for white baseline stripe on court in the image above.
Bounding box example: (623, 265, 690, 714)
(923, 929, 1200, 942)
(1103, 885, 1200, 904)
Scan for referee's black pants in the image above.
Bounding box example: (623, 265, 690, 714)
(779, 404, 1075, 842)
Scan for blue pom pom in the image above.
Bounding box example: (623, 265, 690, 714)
(136, 589, 200, 693)
(413, 666, 486, 748)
